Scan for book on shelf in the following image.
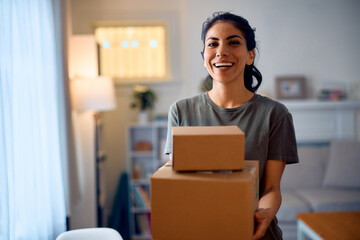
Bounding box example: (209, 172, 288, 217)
(130, 184, 151, 210)
(146, 212, 152, 234)
(136, 213, 151, 235)
(129, 190, 137, 208)
(135, 213, 151, 235)
(131, 184, 145, 209)
(136, 185, 151, 209)
(137, 214, 148, 234)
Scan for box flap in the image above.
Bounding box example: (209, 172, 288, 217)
(172, 125, 244, 136)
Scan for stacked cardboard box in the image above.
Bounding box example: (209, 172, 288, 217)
(151, 126, 259, 240)
(172, 126, 245, 171)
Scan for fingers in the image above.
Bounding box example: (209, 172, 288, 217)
(253, 223, 267, 240)
(252, 209, 271, 239)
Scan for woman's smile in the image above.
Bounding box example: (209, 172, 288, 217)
(213, 62, 234, 71)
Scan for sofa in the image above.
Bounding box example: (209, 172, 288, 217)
(277, 140, 360, 240)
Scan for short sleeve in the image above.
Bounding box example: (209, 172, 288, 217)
(164, 103, 179, 155)
(267, 112, 299, 164)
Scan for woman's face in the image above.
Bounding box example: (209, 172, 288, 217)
(203, 21, 254, 85)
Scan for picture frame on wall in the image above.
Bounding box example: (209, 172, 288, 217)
(276, 76, 306, 99)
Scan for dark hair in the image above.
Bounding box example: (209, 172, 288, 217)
(201, 11, 262, 93)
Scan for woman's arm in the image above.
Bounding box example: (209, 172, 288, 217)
(253, 160, 286, 240)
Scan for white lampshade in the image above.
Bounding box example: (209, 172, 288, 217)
(71, 76, 117, 112)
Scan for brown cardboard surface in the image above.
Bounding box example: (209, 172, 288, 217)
(151, 160, 259, 240)
(172, 126, 245, 171)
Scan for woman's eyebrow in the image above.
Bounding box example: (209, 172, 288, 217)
(206, 35, 243, 41)
(226, 35, 243, 40)
(206, 37, 219, 41)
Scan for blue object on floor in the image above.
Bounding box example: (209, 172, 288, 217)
(108, 172, 131, 240)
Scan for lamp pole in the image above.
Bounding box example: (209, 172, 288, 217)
(94, 111, 107, 227)
(71, 76, 116, 228)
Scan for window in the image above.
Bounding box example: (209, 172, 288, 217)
(93, 21, 171, 84)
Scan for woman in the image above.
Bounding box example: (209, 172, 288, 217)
(164, 12, 298, 240)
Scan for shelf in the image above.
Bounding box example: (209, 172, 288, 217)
(131, 207, 151, 213)
(129, 151, 154, 158)
(132, 233, 152, 240)
(131, 179, 151, 185)
(279, 99, 360, 110)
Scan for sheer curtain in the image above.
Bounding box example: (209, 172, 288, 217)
(0, 0, 67, 239)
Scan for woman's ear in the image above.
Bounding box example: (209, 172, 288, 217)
(246, 49, 255, 65)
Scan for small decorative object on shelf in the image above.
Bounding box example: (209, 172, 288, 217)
(275, 76, 306, 99)
(154, 113, 168, 123)
(317, 81, 349, 101)
(318, 88, 347, 101)
(130, 85, 157, 124)
(132, 163, 142, 180)
(134, 141, 152, 152)
(138, 110, 149, 124)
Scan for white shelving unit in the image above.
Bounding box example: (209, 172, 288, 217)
(280, 99, 360, 142)
(126, 122, 168, 240)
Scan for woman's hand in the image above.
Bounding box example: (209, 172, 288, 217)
(253, 208, 275, 239)
(252, 160, 286, 239)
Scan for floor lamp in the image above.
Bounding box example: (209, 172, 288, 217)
(71, 76, 117, 227)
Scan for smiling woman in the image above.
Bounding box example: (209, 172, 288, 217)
(164, 11, 298, 240)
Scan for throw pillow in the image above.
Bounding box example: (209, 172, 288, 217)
(281, 145, 329, 190)
(323, 140, 360, 189)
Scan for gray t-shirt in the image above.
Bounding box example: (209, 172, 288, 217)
(165, 93, 298, 178)
(164, 92, 299, 239)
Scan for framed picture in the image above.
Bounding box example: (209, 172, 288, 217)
(276, 76, 306, 99)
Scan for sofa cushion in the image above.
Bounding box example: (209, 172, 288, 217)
(296, 189, 360, 212)
(277, 191, 311, 222)
(277, 222, 297, 240)
(323, 140, 360, 189)
(281, 145, 329, 190)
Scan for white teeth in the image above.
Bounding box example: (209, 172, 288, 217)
(214, 62, 233, 67)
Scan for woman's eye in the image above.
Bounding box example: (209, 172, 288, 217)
(229, 40, 241, 46)
(208, 42, 218, 47)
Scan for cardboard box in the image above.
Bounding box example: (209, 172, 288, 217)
(172, 126, 245, 171)
(151, 161, 259, 240)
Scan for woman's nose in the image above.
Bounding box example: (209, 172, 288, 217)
(216, 45, 229, 57)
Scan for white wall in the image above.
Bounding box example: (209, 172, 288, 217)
(185, 0, 360, 99)
(69, 0, 360, 227)
(68, 34, 98, 228)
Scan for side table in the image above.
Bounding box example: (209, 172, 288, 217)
(297, 211, 360, 240)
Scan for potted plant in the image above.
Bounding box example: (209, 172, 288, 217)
(130, 85, 156, 123)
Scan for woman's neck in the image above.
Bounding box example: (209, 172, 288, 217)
(208, 81, 254, 108)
